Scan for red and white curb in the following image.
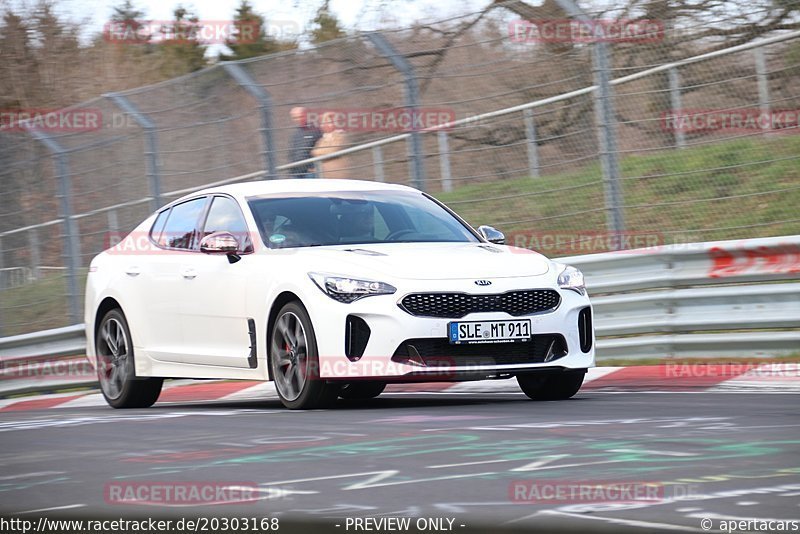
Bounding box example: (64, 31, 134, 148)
(0, 364, 798, 412)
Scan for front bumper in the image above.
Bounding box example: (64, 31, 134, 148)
(306, 277, 595, 381)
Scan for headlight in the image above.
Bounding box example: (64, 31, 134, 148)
(308, 272, 397, 303)
(557, 265, 586, 295)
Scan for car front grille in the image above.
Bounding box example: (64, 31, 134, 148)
(399, 289, 561, 318)
(391, 334, 568, 368)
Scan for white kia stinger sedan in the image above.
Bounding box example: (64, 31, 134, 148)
(85, 179, 594, 409)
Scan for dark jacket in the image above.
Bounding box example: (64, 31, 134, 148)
(289, 125, 323, 173)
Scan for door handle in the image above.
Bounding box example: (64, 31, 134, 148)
(125, 266, 141, 276)
(181, 268, 197, 280)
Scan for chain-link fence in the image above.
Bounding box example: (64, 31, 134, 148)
(1, 3, 799, 336)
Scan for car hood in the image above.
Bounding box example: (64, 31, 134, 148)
(287, 242, 551, 280)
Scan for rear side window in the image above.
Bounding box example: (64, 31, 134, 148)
(149, 209, 169, 244)
(159, 197, 207, 250)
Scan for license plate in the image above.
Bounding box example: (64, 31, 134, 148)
(448, 319, 532, 344)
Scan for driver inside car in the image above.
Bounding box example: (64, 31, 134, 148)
(335, 203, 375, 244)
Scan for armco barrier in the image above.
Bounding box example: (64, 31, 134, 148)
(0, 236, 797, 396)
(565, 235, 800, 359)
(0, 324, 95, 396)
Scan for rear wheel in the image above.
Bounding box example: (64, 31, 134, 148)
(270, 301, 338, 410)
(96, 309, 163, 408)
(338, 381, 386, 400)
(517, 370, 585, 400)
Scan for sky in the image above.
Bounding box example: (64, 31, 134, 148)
(41, 0, 492, 51)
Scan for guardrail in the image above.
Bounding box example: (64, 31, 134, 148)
(0, 236, 797, 396)
(565, 235, 800, 359)
(0, 324, 94, 396)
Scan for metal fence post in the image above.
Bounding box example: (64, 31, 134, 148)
(107, 209, 120, 248)
(668, 67, 686, 149)
(24, 128, 82, 325)
(29, 229, 41, 280)
(554, 0, 625, 248)
(366, 32, 427, 191)
(593, 42, 626, 247)
(754, 48, 771, 134)
(372, 146, 385, 183)
(108, 209, 120, 234)
(523, 108, 541, 178)
(105, 93, 163, 211)
(222, 62, 278, 180)
(437, 131, 453, 192)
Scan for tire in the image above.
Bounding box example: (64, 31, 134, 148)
(270, 301, 339, 410)
(96, 309, 163, 408)
(338, 381, 386, 400)
(517, 370, 585, 401)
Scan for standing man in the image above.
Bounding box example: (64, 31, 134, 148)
(288, 106, 322, 179)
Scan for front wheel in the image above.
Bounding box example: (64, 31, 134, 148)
(517, 370, 585, 401)
(270, 301, 339, 410)
(96, 309, 163, 408)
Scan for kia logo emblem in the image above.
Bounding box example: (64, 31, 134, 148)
(474, 280, 492, 286)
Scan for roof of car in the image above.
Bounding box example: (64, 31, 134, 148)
(191, 178, 417, 200)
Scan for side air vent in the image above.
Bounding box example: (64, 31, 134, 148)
(578, 307, 593, 353)
(345, 315, 371, 361)
(247, 318, 258, 368)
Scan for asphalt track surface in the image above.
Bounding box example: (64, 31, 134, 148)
(1, 389, 799, 533)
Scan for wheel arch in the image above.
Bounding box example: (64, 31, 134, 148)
(94, 297, 125, 343)
(266, 291, 307, 380)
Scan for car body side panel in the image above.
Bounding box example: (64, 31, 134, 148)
(177, 253, 252, 368)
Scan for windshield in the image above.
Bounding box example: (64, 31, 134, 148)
(247, 190, 479, 249)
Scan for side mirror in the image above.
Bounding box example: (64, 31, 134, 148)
(477, 225, 505, 245)
(200, 232, 241, 263)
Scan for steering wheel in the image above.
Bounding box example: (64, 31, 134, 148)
(385, 229, 417, 241)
